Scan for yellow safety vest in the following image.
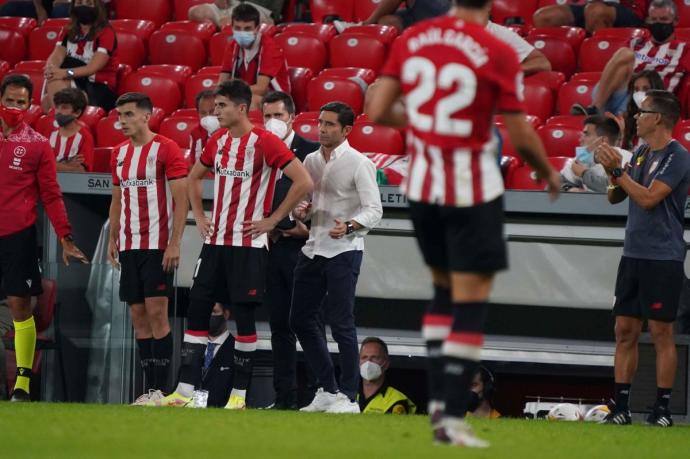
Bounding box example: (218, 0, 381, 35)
(361, 386, 417, 414)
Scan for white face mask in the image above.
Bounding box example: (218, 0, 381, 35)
(265, 117, 289, 140)
(633, 91, 647, 109)
(200, 115, 220, 135)
(360, 361, 383, 381)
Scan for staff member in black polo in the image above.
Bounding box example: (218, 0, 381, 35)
(598, 89, 690, 427)
(262, 91, 319, 410)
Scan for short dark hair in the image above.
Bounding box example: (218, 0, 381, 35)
(361, 337, 389, 358)
(53, 88, 87, 115)
(261, 91, 295, 115)
(454, 0, 491, 8)
(214, 79, 252, 108)
(584, 115, 621, 145)
(232, 3, 260, 26)
(1, 74, 33, 101)
(115, 92, 153, 113)
(646, 89, 681, 129)
(320, 101, 355, 128)
(195, 89, 215, 111)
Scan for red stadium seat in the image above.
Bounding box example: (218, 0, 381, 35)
(329, 34, 386, 73)
(35, 110, 56, 137)
(172, 108, 198, 118)
(148, 30, 207, 71)
(0, 59, 9, 81)
(525, 71, 566, 94)
(0, 30, 26, 66)
(523, 80, 555, 121)
(678, 1, 690, 28)
(307, 76, 364, 113)
(10, 60, 46, 105)
(42, 18, 69, 28)
(578, 37, 627, 72)
(593, 27, 649, 41)
(114, 0, 172, 27)
(111, 19, 157, 43)
(185, 72, 218, 108)
(537, 124, 580, 157)
(288, 66, 313, 113)
(28, 25, 63, 60)
(492, 0, 539, 26)
(557, 79, 596, 114)
(209, 30, 233, 67)
(527, 36, 577, 77)
(353, 0, 382, 22)
(137, 64, 194, 89)
(24, 104, 43, 127)
(545, 115, 585, 129)
(159, 116, 199, 149)
(319, 67, 377, 85)
(281, 22, 336, 42)
(293, 111, 320, 142)
(673, 119, 690, 151)
(495, 114, 542, 128)
(310, 0, 354, 22)
(159, 20, 216, 42)
(500, 155, 522, 183)
(569, 71, 602, 82)
(275, 33, 328, 74)
(197, 65, 222, 75)
(341, 25, 398, 47)
(96, 115, 126, 147)
(528, 26, 586, 53)
(119, 73, 182, 115)
(114, 31, 145, 68)
(0, 16, 37, 37)
(495, 115, 542, 157)
(349, 121, 404, 155)
(507, 165, 546, 190)
(92, 147, 114, 173)
(174, 0, 211, 20)
(675, 27, 690, 42)
(79, 105, 107, 132)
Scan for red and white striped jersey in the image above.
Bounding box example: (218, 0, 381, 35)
(200, 127, 295, 248)
(111, 135, 188, 251)
(49, 123, 95, 171)
(381, 16, 525, 207)
(632, 38, 690, 93)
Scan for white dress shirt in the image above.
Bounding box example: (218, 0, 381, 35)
(301, 140, 383, 259)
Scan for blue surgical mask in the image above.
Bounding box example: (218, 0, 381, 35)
(234, 31, 256, 48)
(575, 146, 594, 165)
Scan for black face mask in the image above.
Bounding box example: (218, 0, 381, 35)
(55, 113, 76, 127)
(467, 391, 482, 413)
(73, 5, 98, 25)
(208, 315, 227, 337)
(648, 22, 675, 43)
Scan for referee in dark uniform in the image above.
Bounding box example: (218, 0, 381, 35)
(598, 89, 690, 427)
(261, 91, 319, 409)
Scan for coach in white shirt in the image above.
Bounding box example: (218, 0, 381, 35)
(291, 102, 383, 414)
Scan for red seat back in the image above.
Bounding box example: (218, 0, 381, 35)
(528, 36, 576, 78)
(185, 73, 218, 108)
(159, 116, 199, 149)
(578, 37, 627, 72)
(281, 23, 336, 42)
(92, 146, 114, 173)
(307, 76, 364, 114)
(528, 26, 586, 53)
(159, 20, 216, 42)
(28, 25, 64, 60)
(349, 121, 404, 156)
(111, 19, 157, 43)
(114, 0, 172, 27)
(491, 0, 539, 26)
(275, 33, 328, 74)
(309, 0, 354, 22)
(293, 111, 320, 142)
(288, 66, 313, 113)
(0, 16, 37, 37)
(120, 73, 183, 115)
(329, 34, 386, 73)
(537, 125, 581, 157)
(148, 31, 207, 71)
(0, 29, 27, 65)
(557, 80, 596, 114)
(114, 31, 145, 68)
(209, 30, 234, 67)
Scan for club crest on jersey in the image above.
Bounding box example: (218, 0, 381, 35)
(215, 164, 250, 178)
(14, 146, 27, 158)
(147, 154, 157, 166)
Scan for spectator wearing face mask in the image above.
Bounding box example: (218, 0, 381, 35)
(466, 366, 500, 419)
(621, 71, 665, 151)
(49, 87, 94, 172)
(560, 115, 632, 192)
(196, 303, 236, 408)
(572, 0, 689, 117)
(218, 3, 290, 110)
(188, 90, 222, 169)
(357, 337, 416, 414)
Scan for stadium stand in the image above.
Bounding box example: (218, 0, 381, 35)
(329, 33, 387, 73)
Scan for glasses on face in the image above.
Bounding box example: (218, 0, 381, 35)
(635, 110, 662, 117)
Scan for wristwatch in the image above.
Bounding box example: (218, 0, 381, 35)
(66, 69, 75, 80)
(345, 221, 355, 235)
(611, 167, 624, 178)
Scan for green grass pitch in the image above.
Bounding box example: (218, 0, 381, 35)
(1, 403, 689, 458)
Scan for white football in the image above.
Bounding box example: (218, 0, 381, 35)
(584, 404, 610, 423)
(547, 403, 584, 421)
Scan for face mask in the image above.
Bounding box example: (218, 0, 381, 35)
(467, 391, 482, 413)
(0, 106, 26, 128)
(632, 91, 647, 109)
(55, 113, 77, 127)
(200, 115, 220, 135)
(648, 22, 675, 43)
(265, 118, 289, 140)
(208, 315, 227, 337)
(233, 31, 257, 48)
(360, 361, 383, 381)
(73, 5, 98, 25)
(575, 145, 594, 165)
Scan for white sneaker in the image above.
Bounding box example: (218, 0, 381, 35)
(325, 392, 360, 414)
(299, 388, 339, 412)
(131, 389, 164, 406)
(435, 418, 490, 448)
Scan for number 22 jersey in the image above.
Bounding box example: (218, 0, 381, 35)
(381, 16, 526, 207)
